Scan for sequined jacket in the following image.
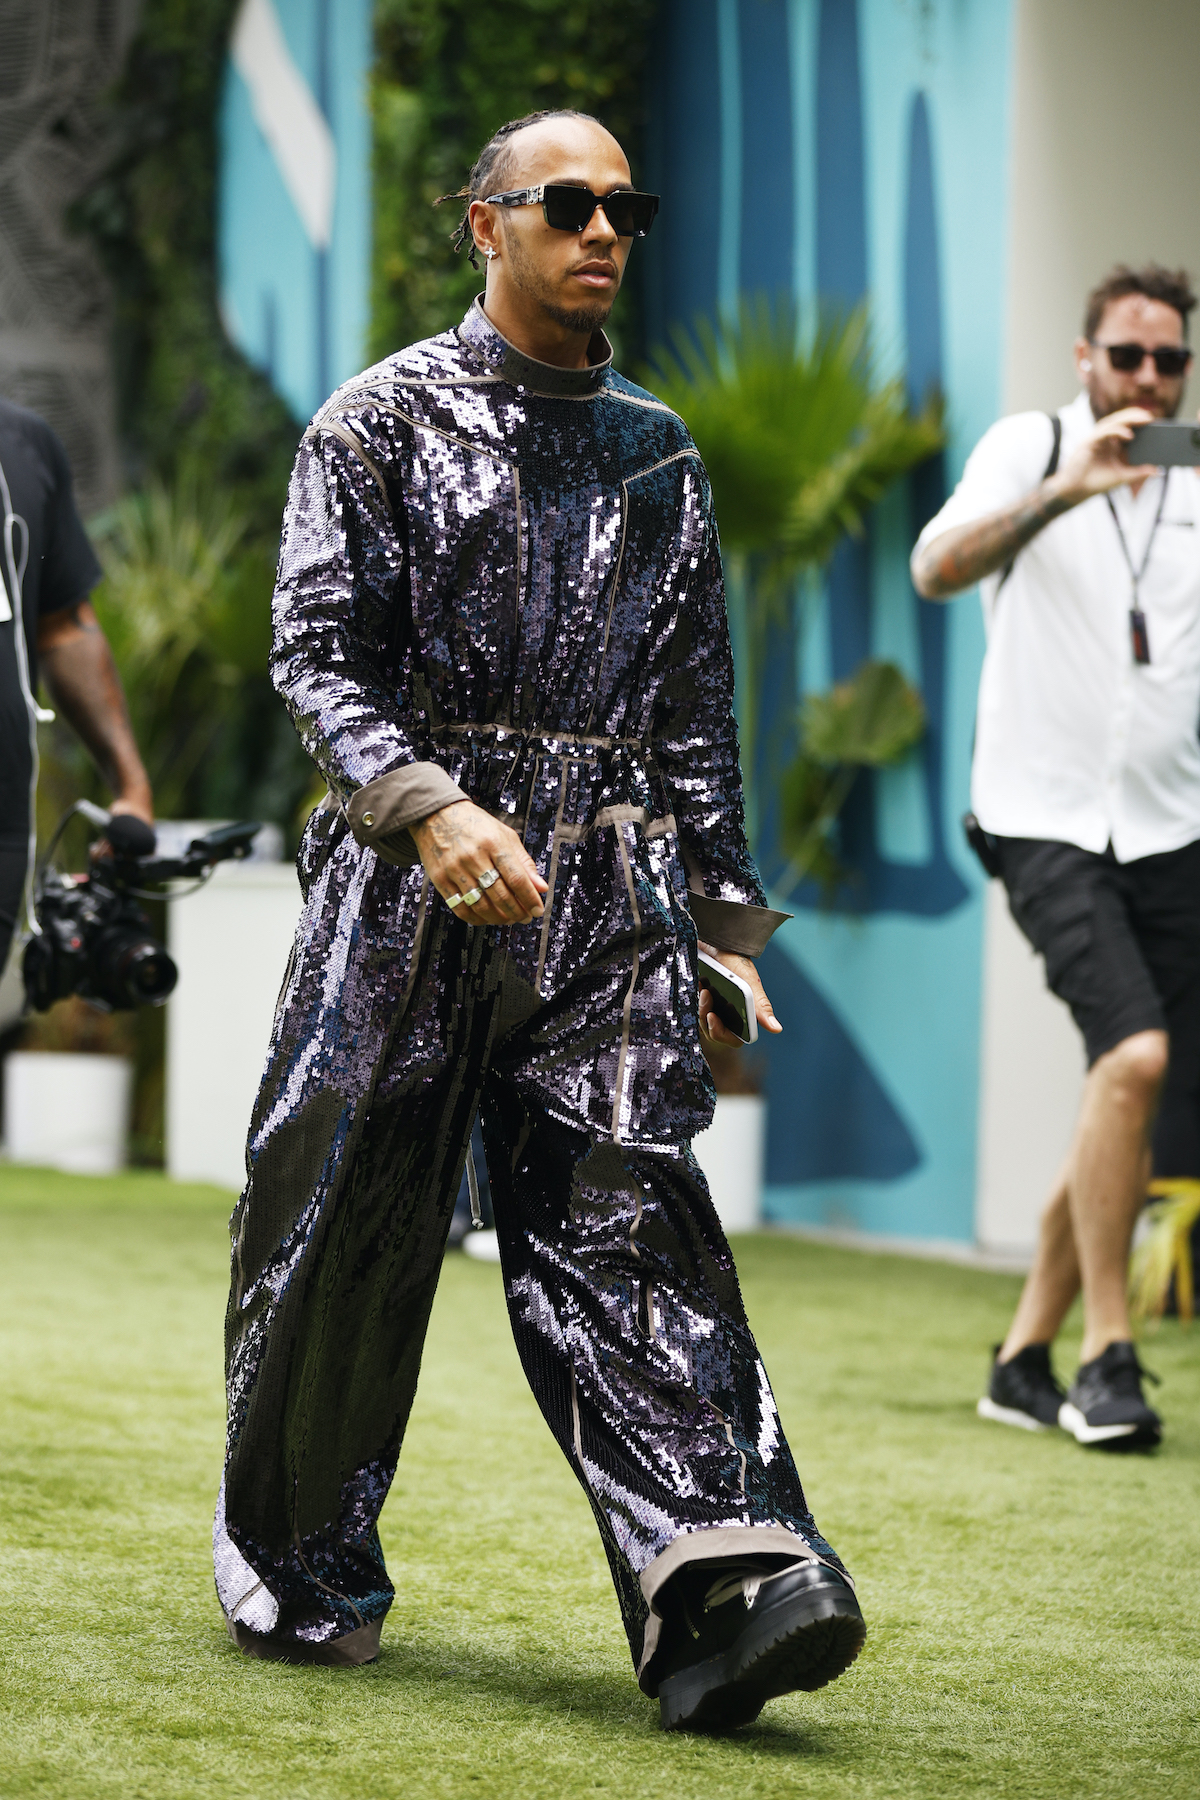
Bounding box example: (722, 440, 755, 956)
(272, 300, 784, 967)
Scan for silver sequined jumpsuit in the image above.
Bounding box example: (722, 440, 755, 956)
(213, 300, 847, 1687)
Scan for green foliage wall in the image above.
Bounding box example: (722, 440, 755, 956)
(78, 0, 296, 527)
(71, 0, 314, 838)
(371, 0, 659, 366)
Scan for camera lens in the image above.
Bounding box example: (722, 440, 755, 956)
(94, 927, 178, 1008)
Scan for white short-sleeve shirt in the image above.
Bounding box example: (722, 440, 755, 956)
(917, 389, 1200, 862)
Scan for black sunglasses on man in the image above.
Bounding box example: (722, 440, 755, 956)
(1089, 339, 1193, 377)
(484, 183, 659, 239)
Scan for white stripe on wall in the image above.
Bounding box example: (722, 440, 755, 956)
(231, 0, 336, 251)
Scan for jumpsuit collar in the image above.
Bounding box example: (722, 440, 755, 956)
(457, 297, 612, 397)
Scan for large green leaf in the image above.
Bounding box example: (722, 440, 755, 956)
(802, 658, 926, 768)
(776, 659, 927, 902)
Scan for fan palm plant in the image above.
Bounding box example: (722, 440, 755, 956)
(645, 298, 944, 888)
(87, 471, 275, 820)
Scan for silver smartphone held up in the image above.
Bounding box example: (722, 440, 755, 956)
(697, 951, 759, 1045)
(1127, 421, 1200, 467)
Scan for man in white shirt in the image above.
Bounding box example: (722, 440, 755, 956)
(912, 264, 1200, 1452)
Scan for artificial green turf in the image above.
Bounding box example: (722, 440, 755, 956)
(0, 1165, 1196, 1800)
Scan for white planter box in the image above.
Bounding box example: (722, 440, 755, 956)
(4, 1051, 132, 1174)
(693, 1094, 765, 1234)
(166, 861, 304, 1191)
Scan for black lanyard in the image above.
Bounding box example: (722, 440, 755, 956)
(1106, 475, 1168, 665)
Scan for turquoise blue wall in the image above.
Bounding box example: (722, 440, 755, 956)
(218, 0, 372, 423)
(647, 0, 1015, 1241)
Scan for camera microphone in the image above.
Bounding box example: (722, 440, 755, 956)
(76, 800, 156, 859)
(106, 813, 157, 858)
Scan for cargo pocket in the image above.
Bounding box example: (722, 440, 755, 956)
(1005, 846, 1097, 1000)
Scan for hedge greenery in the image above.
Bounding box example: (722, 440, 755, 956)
(76, 0, 297, 531)
(69, 0, 313, 848)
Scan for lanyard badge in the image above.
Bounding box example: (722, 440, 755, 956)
(1106, 480, 1167, 667)
(1130, 608, 1151, 665)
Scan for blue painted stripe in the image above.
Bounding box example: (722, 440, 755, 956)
(716, 0, 742, 317)
(787, 0, 818, 307)
(816, 0, 867, 305)
(646, 0, 721, 335)
(738, 0, 793, 299)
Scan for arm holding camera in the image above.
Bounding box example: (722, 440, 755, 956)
(36, 599, 153, 825)
(911, 406, 1160, 601)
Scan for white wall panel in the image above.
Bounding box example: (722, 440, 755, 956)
(976, 882, 1084, 1256)
(1005, 0, 1200, 416)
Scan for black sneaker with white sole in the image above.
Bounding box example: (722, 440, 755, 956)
(655, 1559, 866, 1733)
(1058, 1340, 1162, 1450)
(976, 1342, 1064, 1431)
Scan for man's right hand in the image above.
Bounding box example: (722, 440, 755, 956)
(913, 406, 1163, 600)
(411, 800, 548, 926)
(1049, 405, 1159, 504)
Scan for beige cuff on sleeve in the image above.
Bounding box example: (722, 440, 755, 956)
(688, 893, 792, 957)
(346, 764, 470, 868)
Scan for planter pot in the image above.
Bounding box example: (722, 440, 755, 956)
(693, 1094, 765, 1234)
(3, 1051, 132, 1174)
(166, 862, 304, 1191)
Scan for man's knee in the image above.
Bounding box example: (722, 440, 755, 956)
(1096, 1029, 1169, 1103)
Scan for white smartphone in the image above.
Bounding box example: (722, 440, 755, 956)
(697, 951, 759, 1044)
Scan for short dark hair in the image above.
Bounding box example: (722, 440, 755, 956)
(1085, 263, 1197, 340)
(436, 110, 607, 268)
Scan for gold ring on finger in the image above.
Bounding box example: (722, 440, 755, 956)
(477, 867, 500, 890)
(460, 886, 483, 907)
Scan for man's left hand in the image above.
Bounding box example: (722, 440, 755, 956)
(698, 946, 782, 1047)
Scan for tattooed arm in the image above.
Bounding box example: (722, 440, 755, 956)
(911, 405, 1158, 601)
(36, 600, 153, 820)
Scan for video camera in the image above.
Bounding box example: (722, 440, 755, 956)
(24, 802, 261, 1013)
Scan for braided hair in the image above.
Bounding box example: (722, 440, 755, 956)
(435, 110, 605, 269)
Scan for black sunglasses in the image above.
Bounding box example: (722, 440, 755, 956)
(483, 184, 659, 238)
(1091, 339, 1193, 377)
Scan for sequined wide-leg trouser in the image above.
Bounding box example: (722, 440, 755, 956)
(216, 886, 837, 1687)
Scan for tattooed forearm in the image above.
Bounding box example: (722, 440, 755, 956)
(911, 480, 1073, 600)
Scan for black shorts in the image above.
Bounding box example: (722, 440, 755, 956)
(995, 835, 1200, 1175)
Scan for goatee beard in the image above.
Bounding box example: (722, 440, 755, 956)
(503, 233, 615, 341)
(540, 296, 613, 336)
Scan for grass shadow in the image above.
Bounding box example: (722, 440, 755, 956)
(365, 1639, 838, 1754)
(210, 1626, 836, 1756)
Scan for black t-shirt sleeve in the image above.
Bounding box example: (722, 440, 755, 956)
(37, 425, 102, 616)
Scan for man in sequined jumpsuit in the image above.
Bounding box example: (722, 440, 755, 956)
(214, 110, 865, 1733)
